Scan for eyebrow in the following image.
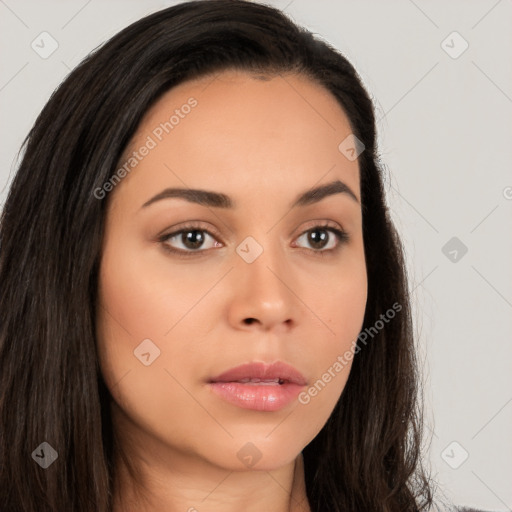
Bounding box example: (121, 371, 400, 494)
(140, 179, 359, 210)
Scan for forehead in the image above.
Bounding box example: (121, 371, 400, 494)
(111, 70, 360, 210)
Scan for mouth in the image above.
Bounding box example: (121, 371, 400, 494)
(209, 361, 307, 385)
(207, 361, 307, 412)
(230, 377, 286, 385)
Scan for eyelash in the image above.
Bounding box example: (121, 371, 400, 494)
(158, 222, 349, 259)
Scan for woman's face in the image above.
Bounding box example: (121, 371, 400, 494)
(96, 70, 367, 472)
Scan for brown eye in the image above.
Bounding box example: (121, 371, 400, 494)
(294, 225, 349, 254)
(179, 230, 207, 250)
(159, 226, 222, 255)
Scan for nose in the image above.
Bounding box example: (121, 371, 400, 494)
(227, 242, 300, 333)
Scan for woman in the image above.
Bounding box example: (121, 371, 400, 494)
(0, 1, 492, 511)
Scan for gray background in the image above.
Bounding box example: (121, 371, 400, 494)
(1, 1, 511, 510)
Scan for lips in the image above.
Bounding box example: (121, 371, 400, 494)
(209, 361, 307, 386)
(208, 361, 307, 412)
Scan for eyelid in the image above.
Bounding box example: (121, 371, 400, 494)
(158, 221, 221, 240)
(157, 221, 222, 255)
(293, 219, 345, 239)
(157, 220, 349, 257)
(290, 221, 349, 256)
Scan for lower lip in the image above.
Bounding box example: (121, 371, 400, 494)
(208, 382, 304, 412)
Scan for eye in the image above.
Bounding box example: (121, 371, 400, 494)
(293, 224, 349, 255)
(158, 222, 349, 257)
(159, 224, 222, 256)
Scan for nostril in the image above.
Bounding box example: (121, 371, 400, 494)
(244, 318, 257, 325)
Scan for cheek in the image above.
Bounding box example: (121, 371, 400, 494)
(286, 264, 366, 453)
(96, 228, 215, 343)
(95, 241, 214, 442)
(95, 233, 225, 406)
(298, 249, 367, 408)
(307, 244, 367, 342)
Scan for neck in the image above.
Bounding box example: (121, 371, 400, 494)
(111, 413, 311, 512)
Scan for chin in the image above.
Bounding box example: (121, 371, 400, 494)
(202, 432, 309, 472)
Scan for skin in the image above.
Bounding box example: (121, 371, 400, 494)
(96, 70, 368, 512)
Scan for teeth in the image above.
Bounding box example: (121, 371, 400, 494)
(237, 378, 283, 384)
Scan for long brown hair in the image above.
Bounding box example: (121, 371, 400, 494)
(0, 1, 436, 510)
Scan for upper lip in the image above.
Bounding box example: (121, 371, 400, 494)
(209, 361, 307, 385)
